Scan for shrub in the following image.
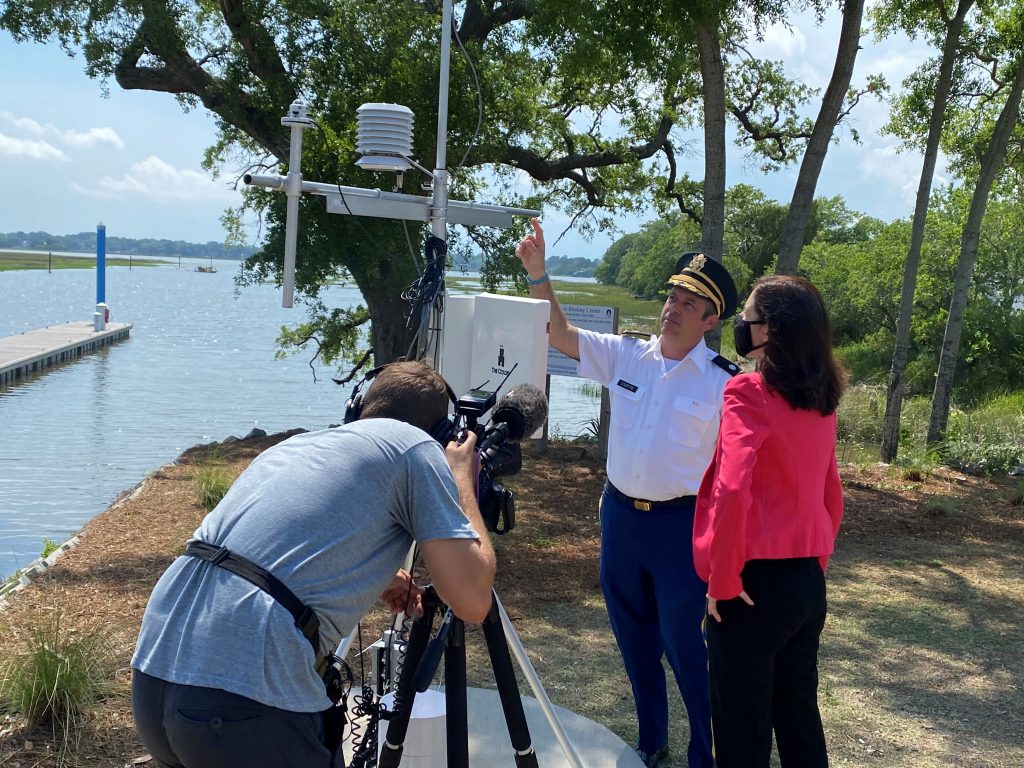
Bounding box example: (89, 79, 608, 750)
(0, 612, 114, 730)
(940, 392, 1024, 475)
(41, 538, 60, 558)
(194, 464, 235, 510)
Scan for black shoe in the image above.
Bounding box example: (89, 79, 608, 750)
(635, 743, 669, 768)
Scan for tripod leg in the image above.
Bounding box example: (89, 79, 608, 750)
(494, 594, 586, 768)
(481, 599, 540, 768)
(378, 601, 437, 768)
(445, 618, 470, 768)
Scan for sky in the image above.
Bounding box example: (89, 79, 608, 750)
(0, 8, 941, 260)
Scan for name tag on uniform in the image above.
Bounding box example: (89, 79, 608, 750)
(615, 379, 639, 393)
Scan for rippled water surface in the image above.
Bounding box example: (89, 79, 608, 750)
(0, 260, 600, 579)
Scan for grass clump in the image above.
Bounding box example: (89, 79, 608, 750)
(194, 463, 236, 511)
(921, 494, 960, 518)
(1010, 477, 1024, 507)
(0, 612, 115, 731)
(41, 538, 60, 558)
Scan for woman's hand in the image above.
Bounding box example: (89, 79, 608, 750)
(707, 590, 754, 623)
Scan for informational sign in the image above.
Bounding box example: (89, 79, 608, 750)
(547, 304, 618, 377)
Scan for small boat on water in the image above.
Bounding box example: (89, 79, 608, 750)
(195, 264, 217, 273)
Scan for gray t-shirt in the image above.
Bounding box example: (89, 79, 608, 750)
(131, 418, 478, 712)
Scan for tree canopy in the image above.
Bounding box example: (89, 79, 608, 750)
(1, 0, 862, 367)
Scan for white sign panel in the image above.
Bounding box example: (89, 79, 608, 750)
(548, 304, 617, 377)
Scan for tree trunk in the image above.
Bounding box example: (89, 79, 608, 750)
(697, 14, 726, 351)
(351, 253, 420, 365)
(775, 0, 866, 276)
(927, 55, 1024, 445)
(697, 20, 726, 266)
(880, 0, 974, 462)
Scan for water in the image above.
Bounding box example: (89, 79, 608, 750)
(0, 260, 600, 579)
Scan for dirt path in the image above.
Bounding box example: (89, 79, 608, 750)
(1, 432, 1021, 767)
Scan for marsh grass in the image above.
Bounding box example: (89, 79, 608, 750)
(837, 386, 1024, 475)
(0, 251, 162, 271)
(0, 611, 115, 739)
(193, 463, 236, 510)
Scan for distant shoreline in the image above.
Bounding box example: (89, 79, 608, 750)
(0, 250, 167, 271)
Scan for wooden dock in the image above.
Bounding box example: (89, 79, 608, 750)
(0, 322, 132, 388)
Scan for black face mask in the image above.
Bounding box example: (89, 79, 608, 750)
(733, 317, 767, 357)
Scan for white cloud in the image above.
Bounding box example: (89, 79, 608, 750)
(0, 111, 124, 150)
(70, 155, 238, 203)
(857, 141, 948, 210)
(755, 21, 808, 61)
(61, 126, 124, 150)
(0, 132, 67, 160)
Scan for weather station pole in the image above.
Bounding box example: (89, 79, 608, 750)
(280, 103, 314, 308)
(422, 0, 454, 370)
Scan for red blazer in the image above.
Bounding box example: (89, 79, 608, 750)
(693, 373, 843, 600)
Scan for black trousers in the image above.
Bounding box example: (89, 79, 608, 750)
(706, 558, 829, 768)
(132, 670, 336, 768)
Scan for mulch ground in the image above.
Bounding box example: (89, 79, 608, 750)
(1, 431, 1021, 767)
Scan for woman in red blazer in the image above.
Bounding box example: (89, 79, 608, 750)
(693, 275, 846, 768)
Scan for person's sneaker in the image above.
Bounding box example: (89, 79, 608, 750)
(634, 743, 669, 768)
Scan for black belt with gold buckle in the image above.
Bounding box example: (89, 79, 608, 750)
(604, 482, 696, 511)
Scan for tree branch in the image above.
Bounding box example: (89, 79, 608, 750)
(496, 115, 674, 204)
(114, 0, 294, 160)
(458, 0, 535, 43)
(662, 139, 702, 224)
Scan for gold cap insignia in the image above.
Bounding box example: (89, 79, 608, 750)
(689, 254, 707, 272)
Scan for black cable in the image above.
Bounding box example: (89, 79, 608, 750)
(451, 17, 483, 176)
(349, 623, 381, 768)
(402, 235, 448, 360)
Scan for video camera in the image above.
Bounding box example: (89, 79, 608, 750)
(441, 381, 548, 535)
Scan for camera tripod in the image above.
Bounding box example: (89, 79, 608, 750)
(376, 586, 584, 768)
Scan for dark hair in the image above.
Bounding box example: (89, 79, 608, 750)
(359, 361, 450, 432)
(751, 275, 847, 415)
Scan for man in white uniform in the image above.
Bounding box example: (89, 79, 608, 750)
(516, 219, 738, 768)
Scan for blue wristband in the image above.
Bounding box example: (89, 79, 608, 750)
(526, 272, 549, 285)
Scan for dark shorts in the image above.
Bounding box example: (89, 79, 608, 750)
(132, 670, 336, 768)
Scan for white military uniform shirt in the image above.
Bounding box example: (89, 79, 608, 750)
(577, 329, 733, 500)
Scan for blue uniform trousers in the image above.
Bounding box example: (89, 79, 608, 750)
(600, 486, 713, 768)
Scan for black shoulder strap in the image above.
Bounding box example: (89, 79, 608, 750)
(712, 354, 741, 376)
(184, 540, 320, 657)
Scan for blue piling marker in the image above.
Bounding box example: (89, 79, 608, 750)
(96, 222, 106, 304)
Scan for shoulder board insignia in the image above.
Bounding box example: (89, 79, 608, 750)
(711, 354, 740, 376)
(621, 330, 650, 341)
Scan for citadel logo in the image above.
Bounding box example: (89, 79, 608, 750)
(491, 344, 511, 375)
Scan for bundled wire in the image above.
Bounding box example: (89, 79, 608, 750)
(403, 235, 448, 360)
(348, 624, 381, 768)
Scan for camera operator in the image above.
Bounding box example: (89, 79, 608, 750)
(517, 219, 738, 768)
(130, 361, 496, 768)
